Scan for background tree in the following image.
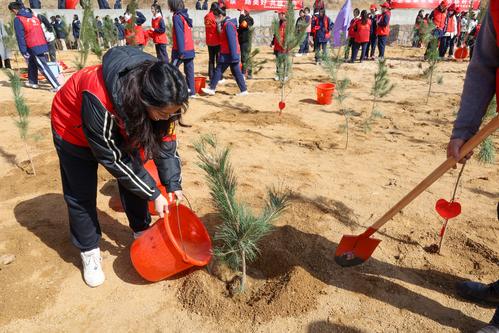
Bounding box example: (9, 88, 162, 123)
(5, 69, 36, 175)
(195, 135, 290, 292)
(364, 59, 394, 132)
(75, 0, 101, 69)
(422, 23, 439, 104)
(242, 27, 267, 76)
(272, 0, 306, 114)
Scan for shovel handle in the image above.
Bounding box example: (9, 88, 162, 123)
(369, 115, 499, 232)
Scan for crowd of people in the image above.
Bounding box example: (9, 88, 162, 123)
(412, 0, 480, 59)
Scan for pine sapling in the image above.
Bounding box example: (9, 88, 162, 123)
(5, 69, 36, 175)
(195, 135, 290, 293)
(3, 16, 19, 66)
(125, 0, 139, 46)
(422, 23, 439, 104)
(75, 0, 101, 69)
(364, 59, 394, 132)
(335, 78, 352, 149)
(272, 0, 306, 113)
(477, 96, 497, 164)
(102, 15, 118, 48)
(242, 27, 267, 76)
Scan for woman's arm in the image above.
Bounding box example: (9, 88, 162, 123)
(153, 135, 182, 192)
(173, 14, 185, 55)
(81, 91, 161, 200)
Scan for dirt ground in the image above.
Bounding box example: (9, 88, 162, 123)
(0, 45, 497, 333)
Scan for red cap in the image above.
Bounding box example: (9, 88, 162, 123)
(276, 8, 287, 13)
(370, 4, 377, 10)
(380, 2, 390, 8)
(440, 0, 448, 7)
(447, 3, 456, 11)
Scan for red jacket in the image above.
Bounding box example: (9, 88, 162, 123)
(17, 15, 46, 49)
(445, 14, 456, 33)
(273, 21, 286, 53)
(151, 16, 167, 44)
(348, 18, 359, 38)
(204, 11, 220, 46)
(432, 7, 447, 30)
(125, 19, 146, 46)
(354, 20, 371, 43)
(376, 11, 391, 36)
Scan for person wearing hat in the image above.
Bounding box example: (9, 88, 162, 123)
(204, 2, 220, 82)
(426, 0, 447, 58)
(376, 2, 391, 60)
(446, 3, 499, 332)
(272, 9, 288, 77)
(366, 4, 378, 59)
(439, 3, 458, 58)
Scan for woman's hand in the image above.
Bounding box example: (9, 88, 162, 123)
(447, 138, 473, 168)
(174, 190, 183, 203)
(154, 194, 169, 218)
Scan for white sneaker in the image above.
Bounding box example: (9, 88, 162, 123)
(80, 248, 105, 287)
(24, 82, 39, 89)
(236, 90, 248, 96)
(295, 53, 303, 57)
(218, 79, 227, 85)
(189, 94, 198, 99)
(274, 76, 279, 81)
(201, 87, 215, 96)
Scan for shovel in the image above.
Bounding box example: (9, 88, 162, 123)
(335, 115, 499, 267)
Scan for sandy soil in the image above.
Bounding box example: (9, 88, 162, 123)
(0, 45, 497, 333)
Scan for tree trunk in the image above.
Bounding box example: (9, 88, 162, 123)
(24, 140, 36, 176)
(240, 250, 246, 292)
(426, 68, 433, 104)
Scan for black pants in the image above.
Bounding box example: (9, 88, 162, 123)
(439, 36, 451, 58)
(47, 41, 57, 62)
(377, 35, 387, 59)
(240, 41, 251, 76)
(155, 43, 169, 63)
(351, 42, 368, 62)
(54, 134, 150, 252)
(208, 45, 220, 81)
(0, 56, 11, 69)
(366, 35, 377, 58)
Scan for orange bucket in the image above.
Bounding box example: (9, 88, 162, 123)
(194, 76, 207, 94)
(130, 204, 212, 282)
(316, 83, 336, 105)
(454, 47, 468, 60)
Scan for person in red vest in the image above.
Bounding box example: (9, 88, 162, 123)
(346, 8, 360, 60)
(376, 1, 391, 60)
(426, 0, 447, 58)
(150, 3, 168, 63)
(169, 0, 196, 98)
(50, 46, 188, 287)
(124, 9, 147, 49)
(447, 4, 498, 332)
(439, 3, 457, 58)
(201, 7, 247, 96)
(272, 9, 287, 79)
(204, 2, 220, 82)
(350, 10, 371, 63)
(366, 4, 378, 60)
(312, 8, 332, 65)
(8, 2, 60, 91)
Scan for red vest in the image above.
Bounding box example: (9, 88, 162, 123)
(172, 14, 194, 51)
(445, 14, 456, 33)
(125, 20, 146, 46)
(376, 11, 390, 36)
(274, 22, 286, 53)
(432, 8, 446, 29)
(220, 20, 240, 55)
(354, 20, 371, 43)
(51, 65, 118, 147)
(17, 15, 46, 49)
(204, 12, 220, 46)
(348, 18, 358, 38)
(151, 16, 167, 44)
(489, 1, 499, 110)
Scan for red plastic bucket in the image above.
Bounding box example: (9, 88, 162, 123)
(316, 83, 336, 105)
(194, 76, 207, 94)
(65, 0, 78, 8)
(130, 205, 212, 281)
(454, 47, 468, 60)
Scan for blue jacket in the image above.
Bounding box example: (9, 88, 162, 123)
(72, 19, 80, 38)
(29, 0, 41, 9)
(369, 15, 377, 37)
(52, 19, 66, 39)
(172, 9, 195, 60)
(313, 15, 332, 43)
(135, 11, 146, 25)
(13, 9, 48, 56)
(113, 0, 121, 9)
(219, 17, 239, 63)
(57, 0, 65, 9)
(115, 22, 125, 39)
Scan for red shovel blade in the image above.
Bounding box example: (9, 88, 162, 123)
(435, 199, 461, 219)
(335, 234, 382, 267)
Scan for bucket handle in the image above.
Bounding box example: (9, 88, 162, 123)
(173, 201, 189, 263)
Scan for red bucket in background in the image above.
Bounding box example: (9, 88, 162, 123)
(454, 47, 468, 60)
(130, 205, 212, 282)
(316, 83, 336, 105)
(194, 76, 207, 94)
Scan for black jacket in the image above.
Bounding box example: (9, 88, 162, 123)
(238, 14, 254, 44)
(79, 47, 182, 200)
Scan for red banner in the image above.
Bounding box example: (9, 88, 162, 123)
(224, 0, 303, 11)
(390, 0, 480, 9)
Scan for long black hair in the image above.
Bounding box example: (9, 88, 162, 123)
(151, 2, 162, 15)
(120, 61, 189, 158)
(360, 9, 368, 24)
(168, 0, 185, 12)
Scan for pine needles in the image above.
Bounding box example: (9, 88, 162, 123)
(422, 23, 439, 104)
(364, 59, 394, 132)
(75, 0, 101, 69)
(5, 69, 36, 175)
(272, 0, 306, 113)
(195, 135, 290, 292)
(477, 96, 497, 164)
(242, 27, 266, 75)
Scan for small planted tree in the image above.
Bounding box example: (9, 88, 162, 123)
(272, 0, 306, 114)
(422, 23, 439, 104)
(2, 16, 19, 66)
(242, 27, 267, 76)
(335, 78, 352, 149)
(125, 0, 139, 46)
(195, 135, 290, 292)
(5, 69, 35, 175)
(75, 0, 101, 69)
(477, 96, 497, 164)
(102, 15, 118, 48)
(321, 32, 349, 83)
(364, 59, 394, 132)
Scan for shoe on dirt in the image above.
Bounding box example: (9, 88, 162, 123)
(236, 90, 248, 96)
(80, 248, 105, 287)
(24, 82, 39, 89)
(457, 281, 499, 307)
(218, 79, 227, 85)
(201, 87, 215, 96)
